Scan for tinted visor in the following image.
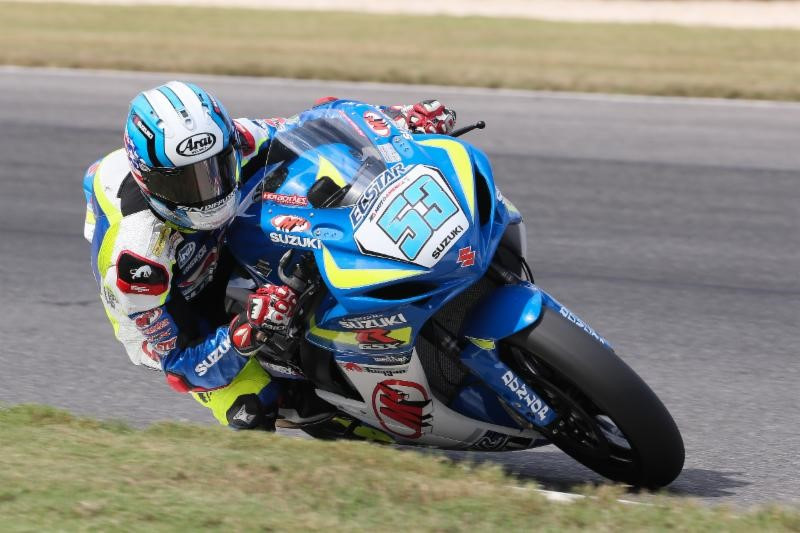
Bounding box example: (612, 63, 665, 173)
(142, 146, 238, 207)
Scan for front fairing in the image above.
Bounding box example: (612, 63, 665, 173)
(228, 100, 516, 356)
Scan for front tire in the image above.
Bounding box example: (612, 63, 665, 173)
(506, 305, 684, 488)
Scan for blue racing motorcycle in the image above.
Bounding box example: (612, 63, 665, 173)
(225, 101, 684, 488)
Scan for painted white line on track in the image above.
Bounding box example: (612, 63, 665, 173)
(519, 487, 645, 505)
(533, 488, 585, 503)
(3, 65, 800, 110)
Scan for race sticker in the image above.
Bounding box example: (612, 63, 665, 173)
(371, 379, 432, 439)
(377, 142, 401, 163)
(353, 164, 468, 268)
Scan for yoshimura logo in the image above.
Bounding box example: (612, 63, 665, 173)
(271, 215, 310, 233)
(177, 133, 216, 156)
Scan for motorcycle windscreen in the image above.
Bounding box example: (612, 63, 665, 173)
(261, 111, 388, 206)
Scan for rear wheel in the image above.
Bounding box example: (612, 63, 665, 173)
(506, 306, 684, 488)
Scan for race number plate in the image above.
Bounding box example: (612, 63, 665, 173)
(353, 164, 468, 268)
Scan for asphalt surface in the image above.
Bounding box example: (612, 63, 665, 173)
(0, 67, 797, 506)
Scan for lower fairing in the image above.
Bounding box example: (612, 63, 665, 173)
(315, 347, 547, 451)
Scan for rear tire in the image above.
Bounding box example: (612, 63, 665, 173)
(507, 305, 684, 488)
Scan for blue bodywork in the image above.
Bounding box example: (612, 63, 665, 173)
(227, 100, 610, 431)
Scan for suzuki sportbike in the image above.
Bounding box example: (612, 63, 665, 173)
(225, 101, 684, 488)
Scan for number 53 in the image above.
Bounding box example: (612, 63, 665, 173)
(377, 175, 458, 260)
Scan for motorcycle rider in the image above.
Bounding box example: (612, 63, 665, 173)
(82, 81, 457, 429)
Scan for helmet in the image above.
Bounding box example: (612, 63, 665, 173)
(124, 81, 241, 231)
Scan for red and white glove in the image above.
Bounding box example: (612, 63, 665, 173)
(248, 284, 298, 330)
(229, 284, 298, 356)
(389, 100, 457, 135)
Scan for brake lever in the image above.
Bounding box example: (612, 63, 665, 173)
(450, 120, 486, 138)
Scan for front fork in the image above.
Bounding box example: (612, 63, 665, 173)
(459, 338, 557, 428)
(422, 280, 557, 430)
(453, 268, 614, 431)
(457, 281, 557, 429)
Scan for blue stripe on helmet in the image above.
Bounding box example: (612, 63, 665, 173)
(127, 93, 175, 167)
(185, 82, 232, 148)
(134, 92, 175, 167)
(157, 85, 186, 114)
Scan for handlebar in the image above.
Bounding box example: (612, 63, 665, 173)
(450, 120, 486, 138)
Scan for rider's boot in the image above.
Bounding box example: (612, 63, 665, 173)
(276, 380, 336, 428)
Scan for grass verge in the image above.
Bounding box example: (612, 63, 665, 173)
(0, 404, 798, 531)
(4, 2, 800, 100)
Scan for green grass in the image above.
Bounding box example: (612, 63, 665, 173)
(4, 2, 800, 100)
(1, 405, 799, 531)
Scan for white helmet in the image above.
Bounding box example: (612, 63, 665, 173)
(124, 81, 241, 230)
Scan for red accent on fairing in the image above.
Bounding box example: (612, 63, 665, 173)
(363, 111, 391, 137)
(261, 192, 308, 206)
(355, 328, 402, 346)
(271, 215, 309, 233)
(343, 362, 363, 372)
(371, 380, 431, 439)
(456, 246, 476, 268)
(234, 120, 256, 156)
(314, 96, 337, 106)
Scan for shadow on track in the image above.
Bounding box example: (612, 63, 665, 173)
(429, 448, 750, 499)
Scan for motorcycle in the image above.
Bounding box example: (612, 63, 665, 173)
(225, 101, 684, 488)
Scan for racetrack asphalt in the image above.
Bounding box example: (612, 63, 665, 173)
(0, 67, 797, 506)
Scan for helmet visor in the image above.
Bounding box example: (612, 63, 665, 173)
(141, 146, 238, 207)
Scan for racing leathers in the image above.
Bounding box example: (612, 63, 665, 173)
(82, 100, 456, 428)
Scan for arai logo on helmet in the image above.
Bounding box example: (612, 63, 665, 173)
(177, 133, 216, 156)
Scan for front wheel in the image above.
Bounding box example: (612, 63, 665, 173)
(506, 306, 684, 488)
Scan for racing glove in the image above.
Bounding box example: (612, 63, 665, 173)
(387, 100, 457, 135)
(230, 284, 298, 356)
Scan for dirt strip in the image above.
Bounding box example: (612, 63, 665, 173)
(8, 0, 800, 29)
